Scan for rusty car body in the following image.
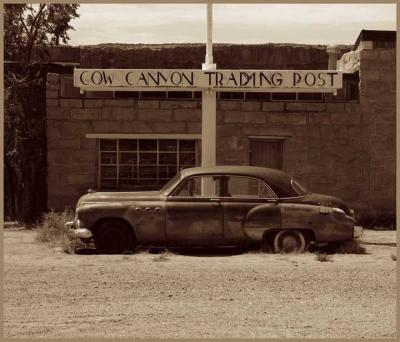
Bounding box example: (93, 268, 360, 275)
(66, 166, 362, 253)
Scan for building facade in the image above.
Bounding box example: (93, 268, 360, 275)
(45, 30, 396, 222)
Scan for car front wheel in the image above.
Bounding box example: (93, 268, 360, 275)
(94, 220, 136, 254)
(273, 230, 306, 253)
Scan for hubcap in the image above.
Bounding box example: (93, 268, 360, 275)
(281, 235, 299, 252)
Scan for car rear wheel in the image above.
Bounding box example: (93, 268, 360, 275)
(94, 220, 136, 254)
(273, 230, 306, 253)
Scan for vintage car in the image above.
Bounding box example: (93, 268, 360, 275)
(66, 166, 362, 254)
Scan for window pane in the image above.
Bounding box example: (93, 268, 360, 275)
(139, 140, 157, 151)
(101, 178, 117, 189)
(179, 152, 196, 166)
(271, 93, 296, 101)
(167, 91, 193, 99)
(85, 91, 113, 98)
(159, 165, 177, 178)
(159, 153, 177, 164)
(174, 176, 219, 197)
(179, 140, 195, 152)
(141, 91, 166, 99)
(139, 153, 157, 165)
(120, 139, 137, 151)
(101, 152, 117, 164)
(245, 92, 271, 101)
(159, 139, 177, 152)
(138, 166, 157, 179)
(227, 176, 275, 198)
(119, 166, 136, 179)
(101, 165, 117, 178)
(219, 92, 244, 100)
(120, 152, 137, 164)
(297, 93, 323, 101)
(115, 91, 140, 98)
(100, 139, 117, 151)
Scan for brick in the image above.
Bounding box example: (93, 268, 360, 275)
(80, 137, 97, 151)
(101, 107, 135, 121)
(261, 102, 285, 112)
(320, 125, 348, 139)
(71, 108, 100, 120)
(174, 109, 201, 121)
(330, 112, 360, 125)
(137, 109, 173, 121)
(61, 121, 91, 137)
(224, 111, 266, 123)
(46, 90, 59, 99)
(118, 121, 153, 133)
(60, 99, 83, 108)
(160, 100, 197, 109)
(47, 107, 70, 120)
(285, 102, 325, 112)
(50, 138, 81, 150)
(154, 122, 186, 133)
(136, 100, 159, 109)
(241, 102, 261, 112)
(103, 99, 134, 107)
(308, 113, 330, 125)
(84, 99, 104, 108)
(218, 101, 241, 110)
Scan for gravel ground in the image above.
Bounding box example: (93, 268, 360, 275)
(3, 228, 397, 338)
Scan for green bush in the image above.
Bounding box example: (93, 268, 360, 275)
(35, 209, 83, 254)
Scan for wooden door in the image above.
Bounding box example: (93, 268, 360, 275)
(250, 139, 283, 170)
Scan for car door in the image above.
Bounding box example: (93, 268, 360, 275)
(221, 175, 281, 245)
(166, 175, 224, 246)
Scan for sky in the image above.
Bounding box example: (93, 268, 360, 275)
(67, 3, 396, 46)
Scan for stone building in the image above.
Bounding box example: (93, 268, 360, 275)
(45, 29, 396, 223)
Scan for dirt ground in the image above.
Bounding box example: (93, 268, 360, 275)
(3, 227, 397, 338)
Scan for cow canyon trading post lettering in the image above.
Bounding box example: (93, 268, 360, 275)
(75, 69, 342, 91)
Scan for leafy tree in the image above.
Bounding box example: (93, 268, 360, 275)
(4, 4, 79, 222)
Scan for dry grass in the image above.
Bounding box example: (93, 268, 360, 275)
(35, 209, 83, 254)
(334, 240, 367, 254)
(315, 253, 333, 262)
(152, 250, 173, 262)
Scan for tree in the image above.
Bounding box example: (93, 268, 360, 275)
(4, 4, 79, 222)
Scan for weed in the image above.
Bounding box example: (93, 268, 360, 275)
(315, 253, 333, 262)
(334, 240, 367, 254)
(152, 251, 172, 262)
(391, 254, 397, 261)
(35, 209, 83, 254)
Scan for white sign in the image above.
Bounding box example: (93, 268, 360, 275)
(74, 69, 342, 92)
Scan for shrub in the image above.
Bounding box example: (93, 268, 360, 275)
(35, 209, 83, 253)
(334, 240, 367, 254)
(315, 253, 332, 262)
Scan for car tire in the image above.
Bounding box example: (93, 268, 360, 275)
(94, 220, 136, 254)
(273, 230, 306, 253)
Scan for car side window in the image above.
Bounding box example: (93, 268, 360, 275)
(226, 176, 277, 198)
(173, 176, 220, 197)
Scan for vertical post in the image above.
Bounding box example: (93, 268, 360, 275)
(201, 2, 217, 195)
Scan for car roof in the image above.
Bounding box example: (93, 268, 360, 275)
(180, 166, 297, 197)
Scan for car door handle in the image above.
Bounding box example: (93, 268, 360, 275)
(210, 198, 221, 202)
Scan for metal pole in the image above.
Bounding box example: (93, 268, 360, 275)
(201, 2, 217, 195)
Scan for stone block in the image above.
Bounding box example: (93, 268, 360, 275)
(60, 99, 83, 108)
(217, 124, 242, 137)
(326, 103, 345, 112)
(136, 100, 159, 109)
(80, 137, 97, 151)
(174, 109, 201, 121)
(71, 108, 100, 120)
(241, 102, 261, 112)
(61, 121, 92, 137)
(379, 49, 396, 62)
(103, 99, 135, 107)
(101, 107, 136, 121)
(118, 121, 154, 133)
(50, 138, 81, 150)
(138, 109, 173, 121)
(224, 111, 266, 124)
(46, 99, 59, 107)
(186, 122, 201, 133)
(330, 112, 360, 125)
(320, 125, 348, 139)
(261, 102, 285, 112)
(154, 122, 186, 133)
(285, 102, 325, 112)
(84, 99, 104, 108)
(308, 112, 330, 125)
(67, 174, 93, 186)
(266, 112, 307, 125)
(92, 120, 121, 133)
(160, 100, 197, 109)
(47, 107, 70, 120)
(46, 90, 59, 99)
(218, 101, 241, 110)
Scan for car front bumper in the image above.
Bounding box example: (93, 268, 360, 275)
(353, 225, 363, 239)
(65, 221, 93, 239)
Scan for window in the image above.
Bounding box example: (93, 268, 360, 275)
(99, 138, 198, 190)
(173, 176, 220, 197)
(226, 176, 276, 198)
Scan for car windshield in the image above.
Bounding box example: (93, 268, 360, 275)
(291, 178, 308, 196)
(160, 172, 182, 194)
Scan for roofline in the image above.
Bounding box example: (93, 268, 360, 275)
(353, 29, 396, 50)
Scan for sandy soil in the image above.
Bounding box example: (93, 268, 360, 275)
(3, 228, 397, 338)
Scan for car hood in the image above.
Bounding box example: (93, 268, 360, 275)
(285, 193, 351, 215)
(77, 191, 163, 206)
